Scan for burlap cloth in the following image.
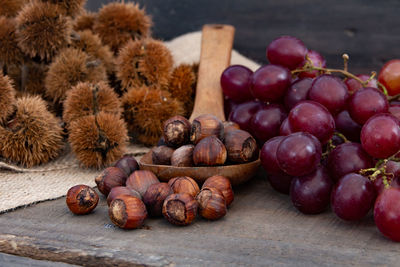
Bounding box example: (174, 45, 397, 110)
(0, 31, 261, 213)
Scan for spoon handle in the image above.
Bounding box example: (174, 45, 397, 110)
(189, 24, 235, 122)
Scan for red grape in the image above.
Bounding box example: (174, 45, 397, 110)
(348, 87, 389, 125)
(308, 74, 349, 115)
(389, 104, 400, 120)
(331, 173, 376, 221)
(345, 74, 377, 93)
(266, 36, 308, 70)
(288, 100, 335, 144)
(361, 114, 400, 159)
(298, 50, 326, 78)
(290, 165, 333, 214)
(251, 64, 291, 103)
(221, 65, 253, 102)
(224, 97, 238, 119)
(260, 136, 285, 175)
(268, 173, 294, 195)
(374, 188, 400, 242)
(334, 110, 362, 142)
(279, 118, 294, 136)
(276, 132, 322, 176)
(229, 100, 264, 132)
(284, 78, 313, 110)
(378, 59, 400, 96)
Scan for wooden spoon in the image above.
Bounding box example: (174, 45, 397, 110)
(139, 24, 260, 186)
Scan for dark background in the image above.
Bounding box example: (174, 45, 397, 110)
(86, 0, 400, 73)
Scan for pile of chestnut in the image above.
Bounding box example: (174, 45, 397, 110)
(66, 154, 234, 229)
(155, 114, 259, 166)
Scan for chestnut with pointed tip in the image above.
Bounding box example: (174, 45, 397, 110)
(107, 186, 141, 206)
(163, 115, 191, 147)
(196, 187, 227, 220)
(66, 185, 99, 215)
(170, 145, 195, 167)
(202, 175, 234, 206)
(224, 129, 258, 163)
(193, 136, 227, 166)
(95, 167, 128, 196)
(143, 183, 173, 217)
(114, 154, 139, 176)
(151, 146, 175, 165)
(109, 195, 147, 229)
(126, 170, 160, 196)
(162, 193, 198, 226)
(190, 114, 224, 144)
(168, 176, 200, 197)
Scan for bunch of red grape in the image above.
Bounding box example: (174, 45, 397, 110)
(221, 36, 400, 242)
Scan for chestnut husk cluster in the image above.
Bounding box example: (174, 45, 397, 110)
(0, 1, 198, 168)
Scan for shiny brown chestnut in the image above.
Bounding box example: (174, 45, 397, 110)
(143, 183, 173, 217)
(109, 195, 147, 229)
(66, 185, 99, 215)
(170, 144, 194, 167)
(163, 115, 191, 147)
(196, 187, 227, 220)
(224, 129, 258, 163)
(168, 176, 200, 197)
(223, 121, 240, 134)
(95, 167, 128, 196)
(114, 154, 139, 176)
(107, 186, 142, 206)
(190, 114, 224, 144)
(151, 145, 175, 165)
(202, 175, 234, 206)
(193, 136, 227, 166)
(162, 193, 198, 226)
(126, 170, 160, 196)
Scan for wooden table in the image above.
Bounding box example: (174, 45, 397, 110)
(0, 170, 398, 266)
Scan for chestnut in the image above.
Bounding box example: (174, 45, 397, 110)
(151, 145, 174, 165)
(95, 167, 128, 196)
(107, 186, 142, 206)
(126, 170, 160, 196)
(190, 114, 224, 144)
(66, 185, 99, 215)
(202, 175, 234, 206)
(162, 193, 198, 226)
(193, 136, 227, 166)
(163, 115, 191, 147)
(114, 154, 139, 176)
(109, 195, 147, 229)
(168, 176, 200, 197)
(223, 121, 240, 134)
(170, 145, 194, 167)
(196, 187, 227, 220)
(224, 129, 258, 163)
(143, 183, 173, 217)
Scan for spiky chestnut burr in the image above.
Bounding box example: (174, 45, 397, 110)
(93, 2, 152, 54)
(116, 39, 173, 91)
(68, 111, 128, 169)
(7, 61, 48, 96)
(0, 73, 16, 123)
(45, 47, 107, 104)
(41, 0, 86, 18)
(0, 96, 64, 167)
(0, 0, 26, 17)
(70, 30, 114, 74)
(0, 17, 25, 68)
(73, 11, 97, 32)
(16, 1, 72, 62)
(63, 82, 122, 125)
(122, 86, 184, 145)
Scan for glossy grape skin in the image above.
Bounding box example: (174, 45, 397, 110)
(250, 104, 287, 144)
(260, 136, 285, 175)
(327, 142, 373, 183)
(284, 78, 313, 110)
(266, 36, 308, 70)
(269, 173, 294, 195)
(229, 100, 264, 132)
(298, 50, 326, 78)
(348, 87, 389, 125)
(290, 165, 333, 214)
(334, 110, 362, 142)
(288, 100, 335, 144)
(389, 104, 400, 120)
(224, 97, 238, 119)
(345, 74, 377, 93)
(276, 132, 322, 176)
(308, 75, 349, 115)
(221, 65, 253, 103)
(361, 114, 400, 159)
(331, 173, 376, 221)
(374, 188, 400, 242)
(251, 64, 291, 103)
(378, 59, 400, 96)
(279, 118, 294, 136)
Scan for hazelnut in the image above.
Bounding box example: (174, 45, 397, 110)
(126, 170, 160, 196)
(190, 114, 224, 144)
(66, 185, 99, 215)
(163, 115, 191, 147)
(95, 167, 128, 196)
(168, 176, 200, 197)
(143, 183, 173, 217)
(202, 175, 234, 206)
(151, 145, 175, 165)
(109, 195, 147, 229)
(114, 154, 139, 176)
(107, 186, 142, 206)
(170, 145, 195, 167)
(196, 187, 227, 220)
(224, 129, 258, 163)
(193, 136, 227, 166)
(223, 121, 240, 134)
(162, 193, 198, 226)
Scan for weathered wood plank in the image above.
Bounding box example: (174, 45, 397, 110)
(0, 252, 79, 267)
